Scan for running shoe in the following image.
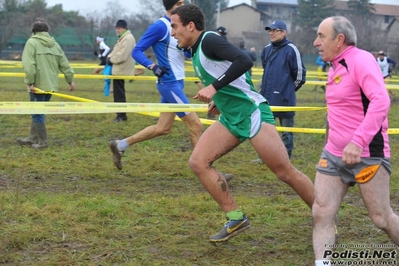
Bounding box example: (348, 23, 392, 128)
(209, 215, 251, 243)
(109, 140, 123, 170)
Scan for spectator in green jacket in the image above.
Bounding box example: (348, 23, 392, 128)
(18, 18, 75, 149)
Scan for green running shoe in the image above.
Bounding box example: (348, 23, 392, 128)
(209, 215, 251, 243)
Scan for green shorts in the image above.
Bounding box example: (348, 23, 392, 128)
(219, 102, 275, 142)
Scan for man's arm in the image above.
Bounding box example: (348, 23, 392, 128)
(57, 44, 75, 85)
(388, 57, 397, 69)
(249, 48, 257, 62)
(288, 44, 306, 91)
(21, 40, 37, 85)
(260, 46, 269, 69)
(132, 21, 166, 69)
(201, 33, 253, 90)
(109, 34, 135, 65)
(351, 51, 390, 149)
(101, 43, 111, 57)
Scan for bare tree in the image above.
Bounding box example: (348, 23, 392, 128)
(0, 0, 26, 58)
(73, 1, 129, 56)
(345, 0, 384, 52)
(138, 0, 164, 19)
(76, 10, 105, 54)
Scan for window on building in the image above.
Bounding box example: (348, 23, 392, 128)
(385, 15, 390, 23)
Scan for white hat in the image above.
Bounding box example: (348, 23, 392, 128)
(96, 36, 104, 42)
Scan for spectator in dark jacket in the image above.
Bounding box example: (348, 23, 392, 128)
(253, 20, 306, 162)
(238, 40, 257, 76)
(216, 26, 228, 40)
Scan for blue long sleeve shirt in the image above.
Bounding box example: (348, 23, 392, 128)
(132, 15, 186, 83)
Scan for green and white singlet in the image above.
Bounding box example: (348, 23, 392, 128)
(192, 32, 275, 141)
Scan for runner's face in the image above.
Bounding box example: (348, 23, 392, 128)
(171, 14, 192, 49)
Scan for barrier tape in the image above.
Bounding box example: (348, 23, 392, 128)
(0, 101, 327, 114)
(2, 72, 398, 89)
(1, 61, 398, 79)
(0, 101, 209, 114)
(4, 101, 397, 134)
(0, 88, 328, 133)
(2, 78, 399, 134)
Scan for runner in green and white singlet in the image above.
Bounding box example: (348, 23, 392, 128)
(171, 4, 314, 244)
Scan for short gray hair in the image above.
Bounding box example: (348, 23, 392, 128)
(330, 16, 357, 46)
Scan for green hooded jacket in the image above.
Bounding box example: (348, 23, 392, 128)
(22, 32, 74, 92)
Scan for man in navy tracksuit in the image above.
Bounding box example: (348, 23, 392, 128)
(255, 20, 306, 161)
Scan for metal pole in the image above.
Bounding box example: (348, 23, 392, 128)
(217, 2, 220, 28)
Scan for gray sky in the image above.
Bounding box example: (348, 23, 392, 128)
(45, 0, 399, 14)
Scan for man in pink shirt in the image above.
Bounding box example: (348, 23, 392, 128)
(312, 16, 399, 266)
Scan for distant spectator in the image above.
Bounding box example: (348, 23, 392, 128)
(313, 55, 327, 92)
(215, 26, 227, 40)
(377, 50, 397, 99)
(254, 19, 306, 162)
(238, 40, 257, 76)
(18, 18, 75, 149)
(106, 19, 136, 122)
(93, 36, 111, 75)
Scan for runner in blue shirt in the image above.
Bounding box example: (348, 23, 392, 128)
(108, 0, 203, 171)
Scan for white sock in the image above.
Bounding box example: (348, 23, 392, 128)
(315, 260, 331, 266)
(117, 139, 129, 151)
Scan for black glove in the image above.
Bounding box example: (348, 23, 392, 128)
(93, 51, 98, 56)
(106, 57, 113, 66)
(152, 65, 169, 77)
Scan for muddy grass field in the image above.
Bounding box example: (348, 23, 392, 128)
(1, 63, 399, 265)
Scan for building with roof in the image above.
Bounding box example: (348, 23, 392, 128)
(217, 0, 399, 60)
(256, 0, 299, 31)
(217, 3, 269, 46)
(334, 0, 399, 57)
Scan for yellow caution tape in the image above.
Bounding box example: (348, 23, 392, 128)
(136, 111, 215, 125)
(272, 106, 327, 111)
(2, 72, 399, 89)
(3, 83, 399, 134)
(277, 126, 326, 134)
(0, 101, 209, 114)
(0, 101, 327, 114)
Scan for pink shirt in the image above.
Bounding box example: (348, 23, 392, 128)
(325, 46, 390, 158)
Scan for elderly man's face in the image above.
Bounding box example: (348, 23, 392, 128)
(314, 18, 340, 62)
(115, 27, 126, 36)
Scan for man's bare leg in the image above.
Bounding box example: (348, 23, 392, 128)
(312, 173, 347, 260)
(189, 121, 240, 212)
(360, 166, 399, 245)
(180, 112, 203, 148)
(125, 112, 176, 145)
(250, 123, 314, 207)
